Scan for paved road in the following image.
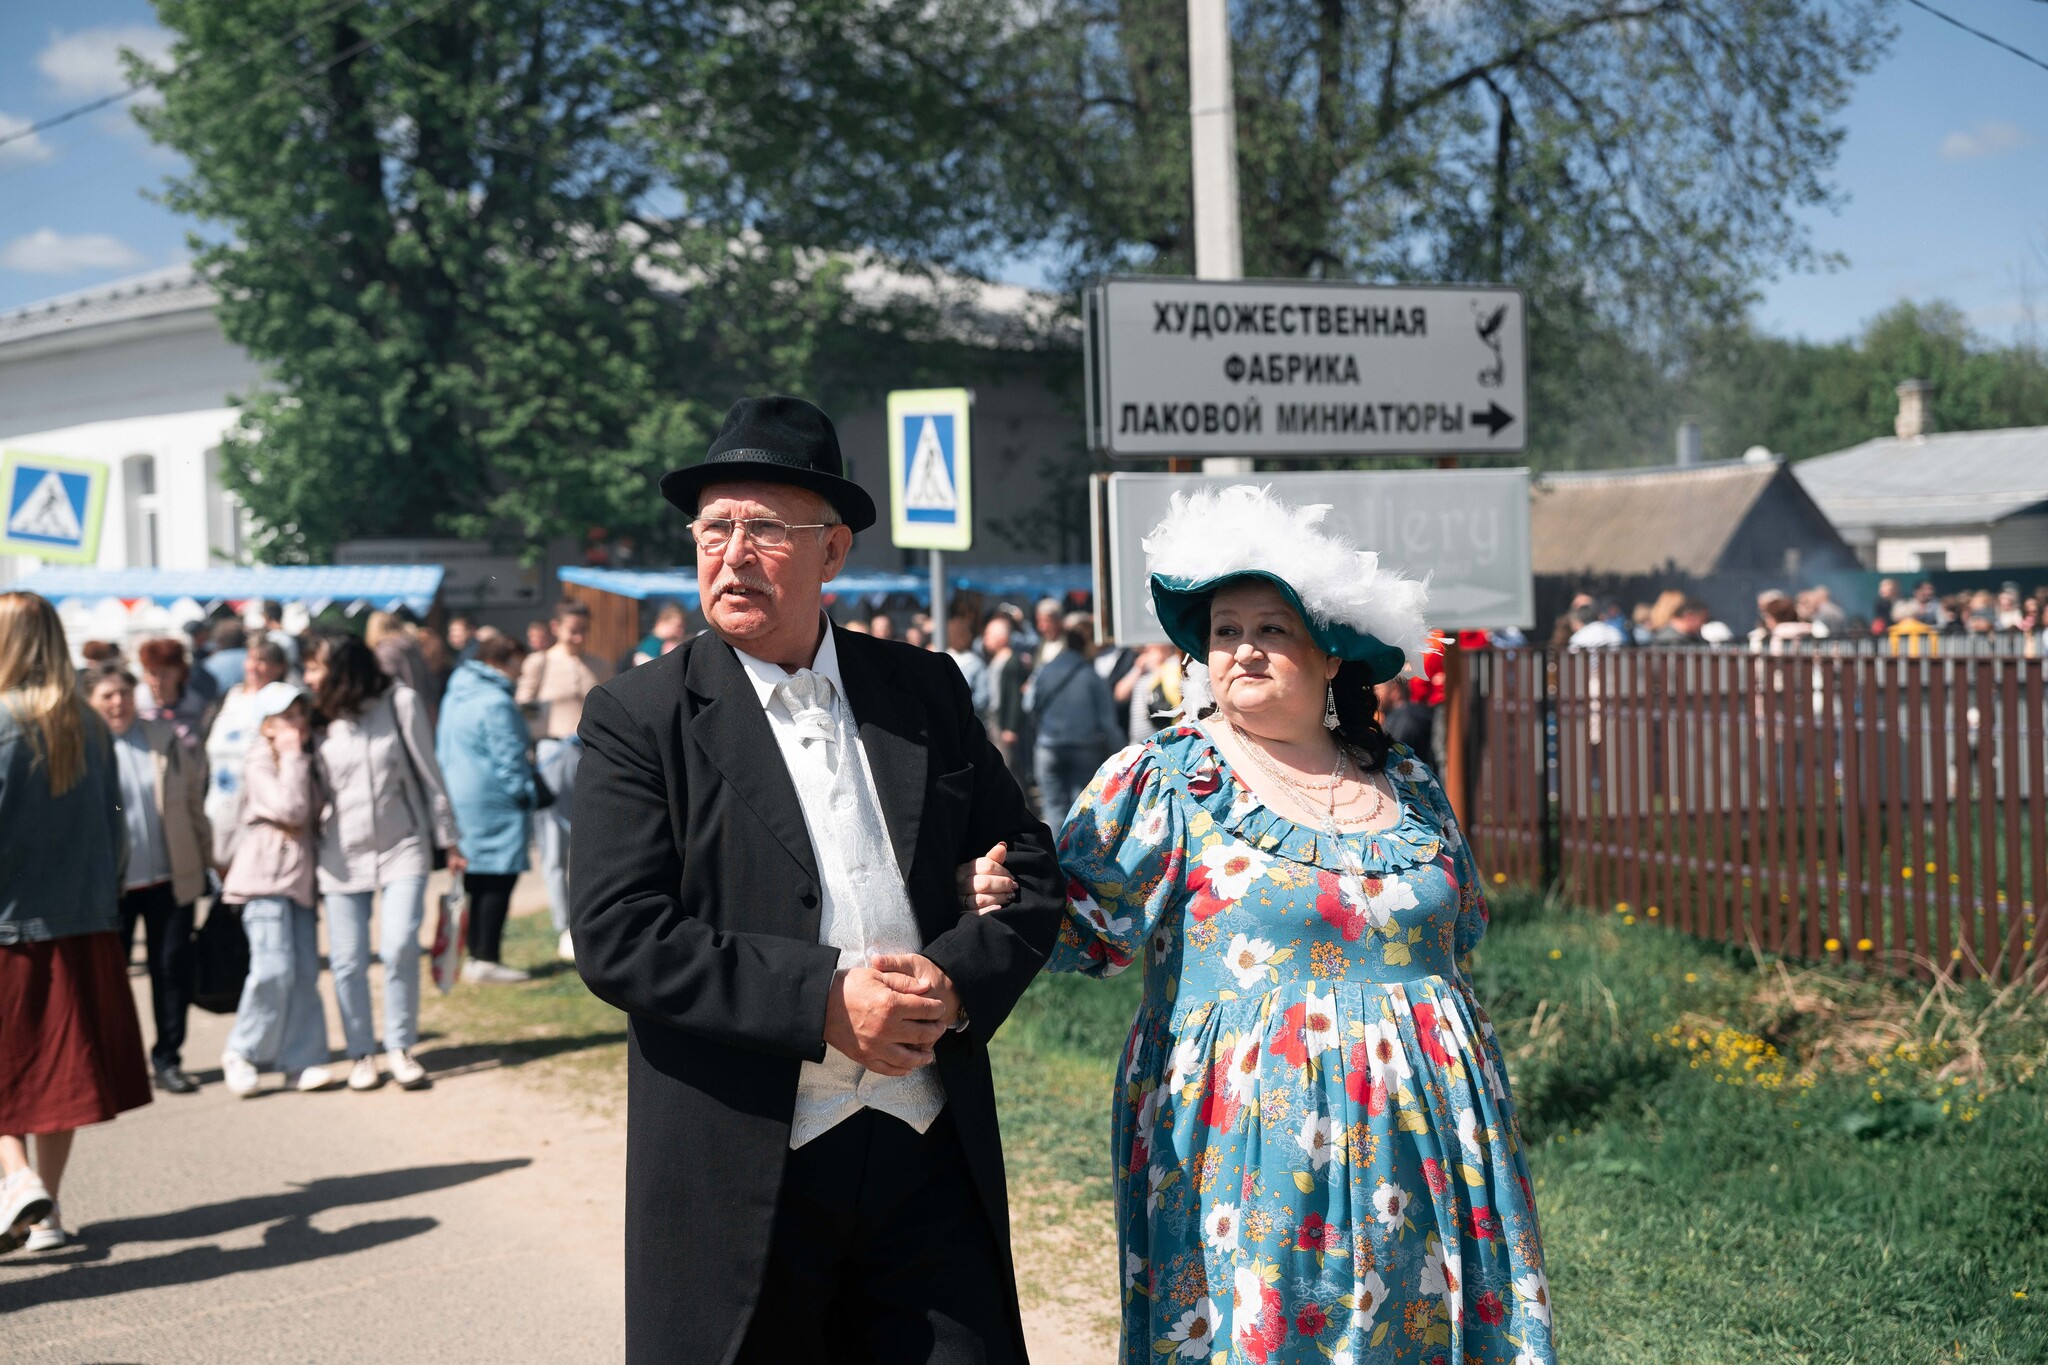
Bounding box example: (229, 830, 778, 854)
(1, 888, 1100, 1364)
(2, 889, 623, 1365)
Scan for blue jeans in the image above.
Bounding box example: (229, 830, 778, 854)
(223, 898, 329, 1075)
(325, 877, 428, 1058)
(535, 738, 580, 936)
(1035, 742, 1107, 827)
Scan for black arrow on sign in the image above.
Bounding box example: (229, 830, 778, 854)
(1472, 402, 1516, 436)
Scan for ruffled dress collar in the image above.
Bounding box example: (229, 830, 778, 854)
(1158, 723, 1445, 875)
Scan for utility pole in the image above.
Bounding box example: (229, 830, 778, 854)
(1188, 0, 1251, 474)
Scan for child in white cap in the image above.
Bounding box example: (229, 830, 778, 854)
(219, 683, 336, 1096)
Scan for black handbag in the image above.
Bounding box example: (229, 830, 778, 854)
(192, 901, 250, 1014)
(532, 766, 556, 809)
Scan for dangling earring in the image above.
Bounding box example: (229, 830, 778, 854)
(1323, 682, 1341, 730)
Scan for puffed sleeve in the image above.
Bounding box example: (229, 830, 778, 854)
(1400, 749, 1491, 966)
(1048, 741, 1185, 978)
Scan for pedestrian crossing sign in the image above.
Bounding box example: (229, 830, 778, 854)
(887, 388, 973, 552)
(1, 450, 107, 564)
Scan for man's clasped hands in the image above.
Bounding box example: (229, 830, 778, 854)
(821, 841, 1019, 1077)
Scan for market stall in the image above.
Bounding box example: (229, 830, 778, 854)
(19, 563, 445, 658)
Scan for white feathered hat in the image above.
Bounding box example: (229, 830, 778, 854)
(1144, 485, 1428, 685)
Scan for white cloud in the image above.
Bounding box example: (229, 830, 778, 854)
(36, 25, 175, 99)
(1, 229, 143, 275)
(1939, 121, 2033, 162)
(0, 113, 54, 168)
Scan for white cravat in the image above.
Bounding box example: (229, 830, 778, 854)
(731, 632, 946, 1149)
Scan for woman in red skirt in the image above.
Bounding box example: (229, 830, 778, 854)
(0, 591, 151, 1255)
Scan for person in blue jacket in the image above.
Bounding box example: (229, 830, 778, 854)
(435, 636, 538, 983)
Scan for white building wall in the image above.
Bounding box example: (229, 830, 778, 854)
(0, 408, 242, 584)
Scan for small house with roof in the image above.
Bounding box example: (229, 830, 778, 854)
(1529, 455, 1857, 630)
(1790, 380, 2048, 574)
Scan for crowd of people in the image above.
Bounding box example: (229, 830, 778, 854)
(1547, 579, 2048, 652)
(0, 591, 613, 1257)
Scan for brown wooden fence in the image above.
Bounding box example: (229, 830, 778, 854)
(1454, 647, 2048, 983)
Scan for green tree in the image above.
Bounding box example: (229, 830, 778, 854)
(142, 0, 871, 562)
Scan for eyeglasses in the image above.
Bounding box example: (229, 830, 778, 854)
(688, 517, 834, 551)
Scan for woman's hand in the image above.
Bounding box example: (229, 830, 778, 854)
(954, 842, 1016, 915)
(445, 846, 468, 878)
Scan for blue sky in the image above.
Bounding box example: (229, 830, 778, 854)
(1, 1, 2043, 345)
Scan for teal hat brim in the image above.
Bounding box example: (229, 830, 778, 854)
(1150, 571, 1408, 685)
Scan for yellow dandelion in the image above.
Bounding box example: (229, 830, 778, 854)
(1615, 901, 1630, 913)
(1492, 872, 1507, 884)
(1900, 867, 1913, 879)
(1623, 914, 1637, 925)
(1856, 937, 1873, 952)
(1647, 905, 1660, 918)
(2015, 1291, 2030, 1300)
(1925, 861, 1937, 873)
(1950, 874, 1961, 885)
(1952, 948, 1964, 961)
(1684, 972, 1698, 983)
(1824, 937, 1841, 952)
(1548, 948, 1562, 960)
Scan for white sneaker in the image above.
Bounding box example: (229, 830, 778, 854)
(386, 1048, 431, 1090)
(463, 959, 530, 985)
(1, 1169, 53, 1254)
(24, 1202, 66, 1253)
(557, 930, 576, 962)
(291, 1066, 340, 1093)
(347, 1056, 382, 1091)
(221, 1051, 261, 1098)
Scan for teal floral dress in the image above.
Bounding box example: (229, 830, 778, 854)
(1050, 724, 1554, 1365)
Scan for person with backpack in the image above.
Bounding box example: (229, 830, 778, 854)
(1023, 611, 1124, 824)
(303, 633, 463, 1093)
(219, 684, 337, 1096)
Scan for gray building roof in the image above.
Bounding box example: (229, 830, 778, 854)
(1790, 427, 2048, 533)
(1530, 458, 1847, 576)
(0, 264, 217, 357)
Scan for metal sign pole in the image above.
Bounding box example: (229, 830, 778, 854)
(1189, 0, 1251, 476)
(930, 549, 948, 640)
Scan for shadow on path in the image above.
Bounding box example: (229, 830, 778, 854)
(0, 1215, 439, 1311)
(79, 1159, 531, 1248)
(0, 1160, 532, 1313)
(416, 1030, 628, 1079)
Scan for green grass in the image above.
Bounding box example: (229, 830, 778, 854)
(989, 890, 2048, 1363)
(415, 910, 628, 1107)
(411, 899, 2048, 1360)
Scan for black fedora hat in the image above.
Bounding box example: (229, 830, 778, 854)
(659, 395, 877, 533)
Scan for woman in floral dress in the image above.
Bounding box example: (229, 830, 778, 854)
(1006, 488, 1554, 1364)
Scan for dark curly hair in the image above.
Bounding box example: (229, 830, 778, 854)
(308, 631, 390, 722)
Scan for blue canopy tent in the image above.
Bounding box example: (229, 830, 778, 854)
(557, 563, 1097, 661)
(22, 564, 445, 615)
(946, 564, 1093, 604)
(558, 564, 1093, 605)
(557, 566, 927, 606)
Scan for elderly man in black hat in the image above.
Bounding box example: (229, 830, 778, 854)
(571, 396, 1065, 1364)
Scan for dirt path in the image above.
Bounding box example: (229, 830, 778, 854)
(1, 884, 1111, 1363)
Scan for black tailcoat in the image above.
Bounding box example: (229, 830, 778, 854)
(570, 626, 1065, 1364)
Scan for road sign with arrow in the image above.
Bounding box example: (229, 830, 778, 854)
(1084, 278, 1526, 458)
